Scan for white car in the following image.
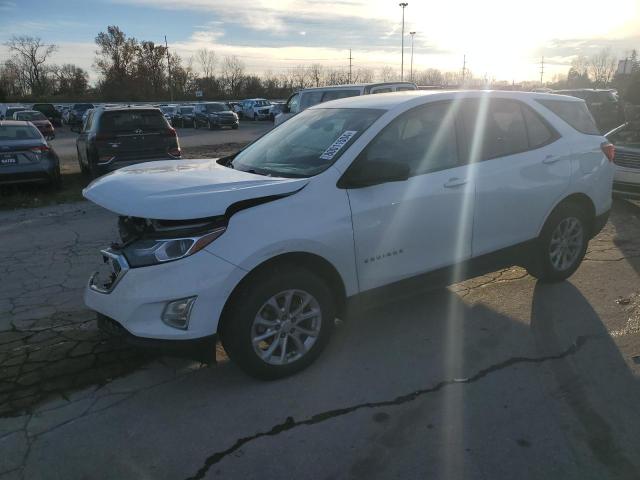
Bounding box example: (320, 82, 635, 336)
(240, 98, 272, 120)
(84, 91, 614, 379)
(606, 122, 640, 198)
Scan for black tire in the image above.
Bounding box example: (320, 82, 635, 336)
(221, 265, 335, 380)
(49, 167, 62, 189)
(526, 203, 589, 282)
(232, 124, 239, 130)
(253, 113, 258, 121)
(77, 148, 88, 175)
(193, 119, 198, 129)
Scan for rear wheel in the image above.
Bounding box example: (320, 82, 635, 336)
(526, 203, 589, 282)
(253, 113, 258, 121)
(221, 266, 335, 379)
(77, 148, 88, 175)
(49, 166, 62, 189)
(193, 119, 198, 129)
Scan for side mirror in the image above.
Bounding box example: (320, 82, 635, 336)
(338, 159, 410, 189)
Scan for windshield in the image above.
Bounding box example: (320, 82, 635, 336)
(160, 106, 176, 114)
(204, 103, 227, 113)
(179, 107, 194, 114)
(74, 104, 94, 111)
(608, 123, 640, 148)
(230, 107, 383, 177)
(15, 111, 46, 121)
(254, 100, 270, 107)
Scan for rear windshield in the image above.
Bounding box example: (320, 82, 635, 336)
(33, 104, 56, 113)
(204, 103, 227, 113)
(0, 125, 41, 140)
(536, 99, 600, 135)
(99, 111, 168, 133)
(6, 108, 25, 117)
(15, 111, 46, 121)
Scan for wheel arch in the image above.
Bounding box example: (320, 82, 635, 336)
(218, 252, 348, 334)
(539, 192, 596, 237)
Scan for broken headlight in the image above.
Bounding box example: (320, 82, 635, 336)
(121, 227, 226, 268)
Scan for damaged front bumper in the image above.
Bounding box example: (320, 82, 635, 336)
(85, 247, 246, 341)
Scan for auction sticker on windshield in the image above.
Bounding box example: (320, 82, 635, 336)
(320, 131, 357, 160)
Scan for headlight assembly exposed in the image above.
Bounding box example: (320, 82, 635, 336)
(121, 227, 226, 267)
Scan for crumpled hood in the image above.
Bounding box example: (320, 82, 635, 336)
(83, 159, 309, 220)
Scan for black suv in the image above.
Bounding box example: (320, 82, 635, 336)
(32, 103, 62, 126)
(68, 103, 94, 126)
(553, 89, 625, 133)
(193, 102, 239, 129)
(75, 106, 181, 178)
(173, 105, 196, 128)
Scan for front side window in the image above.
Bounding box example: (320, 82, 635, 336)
(358, 101, 459, 176)
(230, 108, 383, 177)
(287, 93, 300, 114)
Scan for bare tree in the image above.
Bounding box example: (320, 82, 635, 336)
(415, 68, 443, 85)
(353, 67, 374, 83)
(378, 66, 397, 82)
(588, 48, 617, 87)
(309, 63, 323, 87)
(197, 48, 217, 78)
(5, 36, 57, 96)
(53, 64, 89, 96)
(220, 55, 245, 96)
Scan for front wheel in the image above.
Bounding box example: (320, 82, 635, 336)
(526, 203, 589, 282)
(221, 266, 335, 379)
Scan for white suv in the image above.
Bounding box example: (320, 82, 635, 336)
(84, 91, 614, 379)
(240, 98, 272, 121)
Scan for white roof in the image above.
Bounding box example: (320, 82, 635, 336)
(309, 90, 583, 111)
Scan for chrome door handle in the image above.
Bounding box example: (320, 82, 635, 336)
(444, 178, 468, 188)
(542, 155, 561, 164)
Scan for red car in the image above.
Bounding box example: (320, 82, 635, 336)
(13, 110, 55, 140)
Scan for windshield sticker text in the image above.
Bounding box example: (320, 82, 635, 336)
(320, 130, 357, 160)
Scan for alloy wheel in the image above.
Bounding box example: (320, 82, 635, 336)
(251, 289, 322, 366)
(549, 217, 584, 271)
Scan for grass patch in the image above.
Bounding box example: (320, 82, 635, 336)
(0, 173, 89, 210)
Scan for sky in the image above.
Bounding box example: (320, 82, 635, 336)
(1, 0, 639, 84)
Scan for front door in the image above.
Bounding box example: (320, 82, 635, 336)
(345, 101, 475, 292)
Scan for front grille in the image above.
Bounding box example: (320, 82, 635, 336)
(614, 149, 640, 169)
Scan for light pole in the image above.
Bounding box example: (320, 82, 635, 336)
(409, 31, 416, 82)
(399, 2, 408, 81)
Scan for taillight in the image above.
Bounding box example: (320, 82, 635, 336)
(30, 146, 50, 153)
(164, 127, 177, 138)
(601, 142, 615, 162)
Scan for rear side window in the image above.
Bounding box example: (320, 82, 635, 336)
(521, 106, 557, 148)
(461, 99, 529, 160)
(0, 125, 41, 140)
(321, 90, 360, 102)
(99, 111, 168, 133)
(536, 99, 600, 135)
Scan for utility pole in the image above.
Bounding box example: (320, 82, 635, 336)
(399, 3, 408, 81)
(165, 35, 173, 102)
(409, 31, 416, 82)
(461, 54, 467, 84)
(540, 55, 545, 85)
(348, 49, 353, 83)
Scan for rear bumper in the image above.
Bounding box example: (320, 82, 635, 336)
(592, 208, 610, 237)
(0, 159, 58, 185)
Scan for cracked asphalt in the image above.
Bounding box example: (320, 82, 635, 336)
(1, 199, 640, 479)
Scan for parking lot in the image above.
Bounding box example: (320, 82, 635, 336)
(50, 121, 273, 173)
(1, 194, 640, 479)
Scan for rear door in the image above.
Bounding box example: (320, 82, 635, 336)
(463, 98, 571, 256)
